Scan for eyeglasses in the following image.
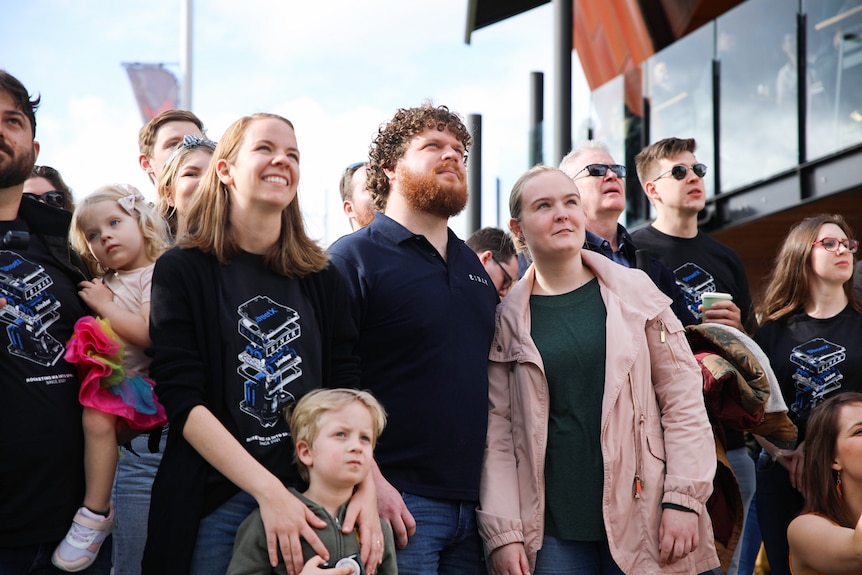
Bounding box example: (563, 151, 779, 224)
(164, 134, 218, 169)
(573, 164, 626, 179)
(653, 163, 708, 182)
(23, 190, 65, 208)
(491, 254, 514, 292)
(812, 237, 859, 254)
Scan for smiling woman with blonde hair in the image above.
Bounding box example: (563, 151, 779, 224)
(142, 112, 383, 575)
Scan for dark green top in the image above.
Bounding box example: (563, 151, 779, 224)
(531, 278, 607, 541)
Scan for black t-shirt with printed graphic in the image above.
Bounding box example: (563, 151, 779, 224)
(632, 224, 756, 451)
(214, 250, 322, 493)
(754, 306, 862, 441)
(0, 218, 90, 547)
(631, 225, 756, 333)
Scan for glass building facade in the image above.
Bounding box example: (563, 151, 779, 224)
(581, 0, 862, 228)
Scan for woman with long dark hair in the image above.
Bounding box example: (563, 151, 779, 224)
(787, 391, 862, 575)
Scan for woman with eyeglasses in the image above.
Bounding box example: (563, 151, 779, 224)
(156, 134, 217, 237)
(24, 165, 75, 211)
(753, 214, 862, 575)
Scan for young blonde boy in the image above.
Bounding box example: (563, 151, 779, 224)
(228, 389, 397, 575)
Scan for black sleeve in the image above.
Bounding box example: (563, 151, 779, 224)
(149, 249, 213, 431)
(316, 264, 361, 390)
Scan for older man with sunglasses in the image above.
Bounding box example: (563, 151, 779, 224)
(632, 137, 758, 575)
(559, 141, 695, 325)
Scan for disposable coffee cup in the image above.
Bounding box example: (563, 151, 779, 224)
(701, 291, 733, 311)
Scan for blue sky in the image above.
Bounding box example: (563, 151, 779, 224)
(3, 1, 590, 243)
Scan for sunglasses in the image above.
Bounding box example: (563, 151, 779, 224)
(653, 163, 708, 182)
(573, 164, 626, 179)
(812, 237, 859, 254)
(23, 190, 66, 208)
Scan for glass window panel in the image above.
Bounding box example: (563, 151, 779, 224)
(806, 0, 862, 159)
(644, 23, 715, 199)
(588, 76, 625, 164)
(717, 0, 798, 192)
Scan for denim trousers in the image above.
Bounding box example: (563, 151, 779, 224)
(189, 490, 257, 575)
(725, 446, 756, 575)
(397, 493, 486, 575)
(533, 536, 624, 575)
(755, 449, 803, 575)
(0, 537, 112, 575)
(111, 432, 166, 575)
(736, 493, 762, 575)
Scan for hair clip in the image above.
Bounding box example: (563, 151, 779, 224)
(118, 185, 145, 215)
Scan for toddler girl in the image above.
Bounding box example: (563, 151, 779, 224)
(52, 184, 170, 571)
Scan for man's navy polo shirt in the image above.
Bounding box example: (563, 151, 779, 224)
(329, 213, 497, 501)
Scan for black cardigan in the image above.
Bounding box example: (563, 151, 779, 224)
(142, 247, 360, 574)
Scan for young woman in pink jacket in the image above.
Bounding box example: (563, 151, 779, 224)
(478, 165, 720, 575)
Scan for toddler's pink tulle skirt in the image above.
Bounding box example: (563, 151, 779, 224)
(66, 316, 167, 430)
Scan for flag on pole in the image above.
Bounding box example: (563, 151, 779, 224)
(122, 63, 179, 123)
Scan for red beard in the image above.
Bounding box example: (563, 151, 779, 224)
(397, 162, 468, 219)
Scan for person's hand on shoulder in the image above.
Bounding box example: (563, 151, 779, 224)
(372, 464, 415, 549)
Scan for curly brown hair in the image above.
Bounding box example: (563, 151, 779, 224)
(367, 103, 471, 212)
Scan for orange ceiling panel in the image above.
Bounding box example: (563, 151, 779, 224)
(574, 0, 655, 91)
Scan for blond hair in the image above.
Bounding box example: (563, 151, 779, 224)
(288, 388, 387, 482)
(70, 184, 170, 277)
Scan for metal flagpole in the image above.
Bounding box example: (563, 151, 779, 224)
(180, 0, 193, 110)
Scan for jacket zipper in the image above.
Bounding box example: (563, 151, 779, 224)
(628, 373, 645, 499)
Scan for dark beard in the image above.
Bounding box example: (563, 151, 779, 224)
(0, 141, 35, 189)
(398, 164, 467, 219)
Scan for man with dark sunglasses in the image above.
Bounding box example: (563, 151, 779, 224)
(560, 141, 696, 325)
(633, 137, 758, 575)
(632, 137, 756, 333)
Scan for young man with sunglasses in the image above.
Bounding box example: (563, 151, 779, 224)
(559, 141, 695, 325)
(633, 137, 757, 575)
(632, 137, 756, 333)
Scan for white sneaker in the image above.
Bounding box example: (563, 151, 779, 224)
(52, 505, 114, 572)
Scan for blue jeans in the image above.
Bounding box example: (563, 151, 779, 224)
(397, 493, 485, 575)
(112, 432, 166, 575)
(736, 492, 762, 575)
(189, 490, 257, 575)
(755, 449, 803, 575)
(0, 537, 112, 575)
(725, 446, 756, 575)
(533, 536, 623, 575)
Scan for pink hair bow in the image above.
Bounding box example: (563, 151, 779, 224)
(117, 185, 145, 215)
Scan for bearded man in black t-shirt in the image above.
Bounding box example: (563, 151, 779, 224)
(0, 70, 109, 574)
